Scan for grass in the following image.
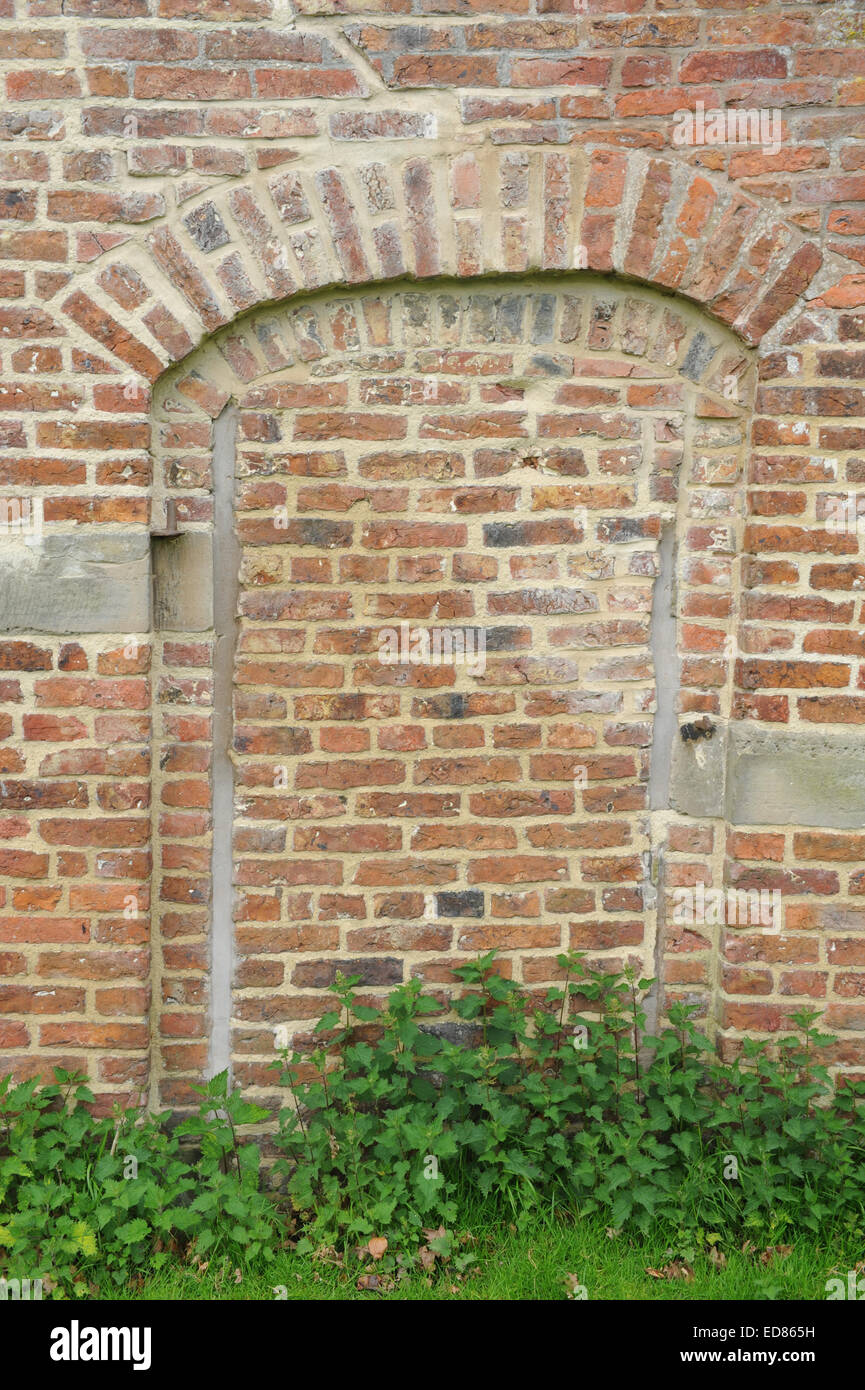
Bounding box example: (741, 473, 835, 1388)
(106, 1210, 852, 1302)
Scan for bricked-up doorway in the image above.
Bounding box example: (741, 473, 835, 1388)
(150, 276, 754, 1107)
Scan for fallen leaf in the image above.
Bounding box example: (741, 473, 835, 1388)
(760, 1244, 793, 1266)
(312, 1244, 340, 1265)
(646, 1261, 693, 1282)
(368, 1236, 388, 1261)
(357, 1271, 393, 1293)
(417, 1245, 436, 1271)
(708, 1247, 727, 1270)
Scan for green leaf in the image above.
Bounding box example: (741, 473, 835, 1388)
(116, 1218, 150, 1246)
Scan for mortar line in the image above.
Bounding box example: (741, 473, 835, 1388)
(208, 403, 240, 1084)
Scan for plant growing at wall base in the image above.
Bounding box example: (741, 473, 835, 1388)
(271, 953, 865, 1256)
(0, 1067, 278, 1297)
(272, 972, 461, 1254)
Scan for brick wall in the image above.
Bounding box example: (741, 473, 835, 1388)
(0, 0, 864, 1110)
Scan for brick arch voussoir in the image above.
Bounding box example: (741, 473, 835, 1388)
(59, 144, 825, 399)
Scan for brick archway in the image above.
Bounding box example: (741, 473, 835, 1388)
(11, 140, 853, 1113)
(60, 145, 825, 405)
(146, 272, 758, 1107)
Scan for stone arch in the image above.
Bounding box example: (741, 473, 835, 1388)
(146, 270, 758, 1107)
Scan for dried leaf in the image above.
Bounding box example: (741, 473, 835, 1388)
(312, 1243, 339, 1265)
(646, 1260, 693, 1282)
(708, 1247, 727, 1270)
(357, 1271, 393, 1293)
(760, 1244, 793, 1266)
(368, 1236, 388, 1261)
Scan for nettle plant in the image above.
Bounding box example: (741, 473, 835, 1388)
(0, 1068, 278, 1298)
(3, 953, 865, 1292)
(272, 952, 865, 1254)
(273, 975, 461, 1252)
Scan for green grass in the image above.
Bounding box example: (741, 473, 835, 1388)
(107, 1211, 852, 1302)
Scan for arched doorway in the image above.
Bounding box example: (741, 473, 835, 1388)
(148, 273, 755, 1106)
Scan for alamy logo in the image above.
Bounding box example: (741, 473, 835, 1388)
(0, 1276, 42, 1300)
(49, 1321, 152, 1371)
(0, 496, 43, 542)
(673, 101, 783, 156)
(672, 882, 781, 932)
(826, 1269, 865, 1300)
(377, 622, 487, 677)
(824, 491, 865, 536)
